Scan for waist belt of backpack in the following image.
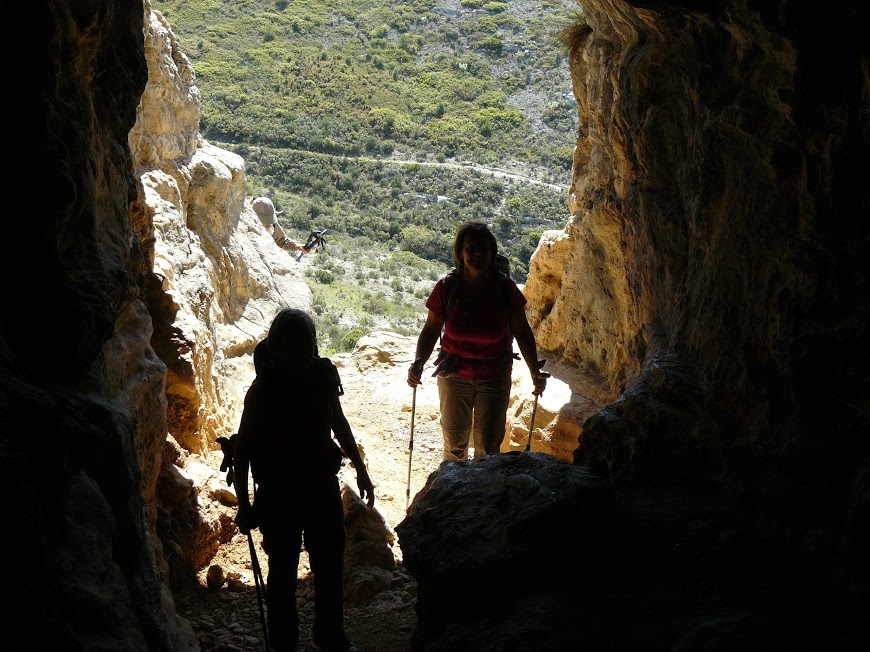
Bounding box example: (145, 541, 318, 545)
(432, 349, 516, 377)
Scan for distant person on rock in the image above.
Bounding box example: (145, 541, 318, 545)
(234, 308, 374, 652)
(407, 222, 546, 460)
(252, 196, 310, 255)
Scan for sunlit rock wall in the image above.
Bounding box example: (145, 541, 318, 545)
(129, 2, 311, 455)
(525, 1, 870, 493)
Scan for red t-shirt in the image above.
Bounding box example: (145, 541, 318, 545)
(426, 274, 527, 380)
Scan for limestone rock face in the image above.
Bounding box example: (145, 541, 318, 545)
(524, 1, 870, 493)
(525, 226, 638, 397)
(129, 3, 311, 455)
(398, 453, 868, 651)
(342, 487, 397, 606)
(2, 1, 195, 649)
(129, 5, 201, 167)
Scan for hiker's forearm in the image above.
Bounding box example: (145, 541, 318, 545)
(414, 319, 441, 365)
(414, 338, 437, 365)
(334, 422, 366, 471)
(233, 456, 251, 510)
(331, 399, 367, 469)
(278, 238, 305, 252)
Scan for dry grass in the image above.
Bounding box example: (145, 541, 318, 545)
(558, 11, 591, 52)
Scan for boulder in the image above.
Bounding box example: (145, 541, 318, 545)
(396, 453, 613, 649)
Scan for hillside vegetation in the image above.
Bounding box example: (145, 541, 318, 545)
(153, 0, 583, 352)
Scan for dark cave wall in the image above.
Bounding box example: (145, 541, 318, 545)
(1, 1, 192, 648)
(564, 0, 870, 500)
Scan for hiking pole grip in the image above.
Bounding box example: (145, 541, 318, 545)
(406, 385, 417, 513)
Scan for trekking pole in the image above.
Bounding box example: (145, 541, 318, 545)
(525, 393, 540, 452)
(525, 361, 549, 452)
(247, 531, 270, 652)
(406, 384, 417, 513)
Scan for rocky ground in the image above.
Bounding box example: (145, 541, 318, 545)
(173, 333, 451, 652)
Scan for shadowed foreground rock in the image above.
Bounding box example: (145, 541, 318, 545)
(397, 453, 615, 651)
(398, 453, 868, 651)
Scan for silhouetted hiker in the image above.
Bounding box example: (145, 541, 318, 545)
(234, 308, 375, 652)
(252, 196, 310, 255)
(407, 222, 546, 460)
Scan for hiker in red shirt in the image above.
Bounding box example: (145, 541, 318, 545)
(407, 222, 546, 460)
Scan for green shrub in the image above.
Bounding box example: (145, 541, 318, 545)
(314, 269, 335, 284)
(369, 24, 389, 39)
(541, 100, 577, 131)
(476, 35, 502, 54)
(339, 327, 367, 352)
(363, 293, 389, 315)
(474, 107, 524, 131)
(475, 90, 507, 108)
(399, 225, 436, 257)
(558, 11, 590, 51)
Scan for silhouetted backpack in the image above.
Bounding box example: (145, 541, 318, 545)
(217, 339, 345, 487)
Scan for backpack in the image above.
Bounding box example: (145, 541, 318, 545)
(495, 252, 510, 277)
(216, 339, 345, 486)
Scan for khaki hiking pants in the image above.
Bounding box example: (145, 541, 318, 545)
(437, 374, 511, 461)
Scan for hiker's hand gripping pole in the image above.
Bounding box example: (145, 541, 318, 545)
(525, 360, 550, 452)
(296, 228, 328, 261)
(406, 385, 417, 513)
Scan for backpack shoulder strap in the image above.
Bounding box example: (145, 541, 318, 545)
(498, 272, 511, 314)
(498, 273, 518, 358)
(442, 269, 461, 321)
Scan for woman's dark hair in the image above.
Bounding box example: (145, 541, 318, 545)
(265, 308, 318, 359)
(452, 222, 498, 270)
